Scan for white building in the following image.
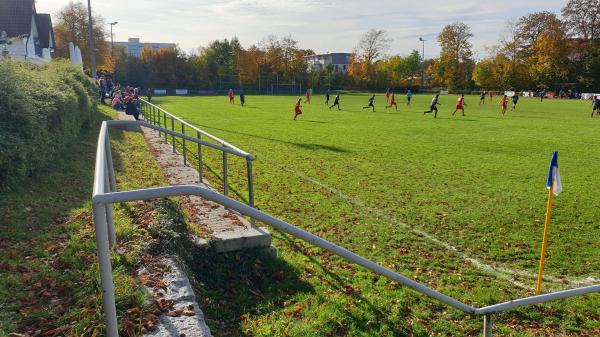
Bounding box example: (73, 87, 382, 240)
(0, 0, 55, 63)
(114, 38, 176, 58)
(304, 53, 352, 74)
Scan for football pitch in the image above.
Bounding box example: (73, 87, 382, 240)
(151, 93, 599, 336)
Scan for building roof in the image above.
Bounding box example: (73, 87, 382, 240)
(35, 13, 54, 48)
(0, 0, 35, 38)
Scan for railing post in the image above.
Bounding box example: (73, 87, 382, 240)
(171, 117, 176, 153)
(182, 124, 187, 165)
(222, 148, 228, 196)
(247, 158, 254, 208)
(483, 314, 493, 337)
(157, 108, 161, 137)
(197, 131, 203, 183)
(247, 157, 255, 225)
(163, 112, 168, 143)
(151, 106, 155, 126)
(92, 203, 119, 337)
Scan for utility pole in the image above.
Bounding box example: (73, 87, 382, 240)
(87, 0, 96, 78)
(108, 22, 117, 78)
(109, 22, 117, 59)
(419, 37, 426, 88)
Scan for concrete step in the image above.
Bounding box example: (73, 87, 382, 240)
(212, 227, 272, 253)
(117, 111, 275, 254)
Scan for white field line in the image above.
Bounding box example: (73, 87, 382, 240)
(259, 156, 600, 290)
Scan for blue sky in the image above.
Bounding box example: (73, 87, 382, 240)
(37, 0, 565, 58)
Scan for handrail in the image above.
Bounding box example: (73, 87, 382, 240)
(93, 122, 108, 196)
(92, 119, 600, 337)
(474, 284, 600, 315)
(105, 120, 250, 159)
(93, 184, 477, 314)
(139, 98, 254, 159)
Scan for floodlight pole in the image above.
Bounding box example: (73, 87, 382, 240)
(419, 37, 426, 88)
(108, 22, 117, 78)
(109, 22, 117, 59)
(87, 0, 97, 78)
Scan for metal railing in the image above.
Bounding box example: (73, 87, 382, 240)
(137, 98, 255, 207)
(92, 119, 600, 337)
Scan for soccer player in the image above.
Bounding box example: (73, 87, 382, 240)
(228, 88, 234, 104)
(540, 90, 546, 102)
(423, 94, 441, 118)
(329, 92, 341, 110)
(294, 98, 302, 120)
(386, 93, 398, 111)
(240, 91, 246, 107)
(452, 94, 466, 116)
(406, 90, 413, 105)
(488, 89, 493, 102)
(385, 88, 391, 103)
(511, 92, 519, 111)
(304, 88, 311, 104)
(501, 95, 508, 115)
(325, 89, 331, 105)
(363, 94, 376, 112)
(479, 91, 486, 104)
(592, 96, 600, 117)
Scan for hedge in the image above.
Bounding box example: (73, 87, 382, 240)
(0, 59, 97, 191)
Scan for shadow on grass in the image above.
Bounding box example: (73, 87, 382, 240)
(276, 232, 410, 336)
(147, 199, 314, 337)
(186, 247, 314, 336)
(194, 125, 351, 153)
(296, 119, 328, 124)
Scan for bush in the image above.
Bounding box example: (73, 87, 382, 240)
(0, 59, 97, 191)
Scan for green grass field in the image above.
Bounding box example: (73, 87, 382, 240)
(148, 93, 600, 336)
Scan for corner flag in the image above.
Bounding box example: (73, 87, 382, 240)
(546, 151, 562, 196)
(536, 150, 562, 294)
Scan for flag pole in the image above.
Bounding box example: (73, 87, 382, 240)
(536, 186, 554, 294)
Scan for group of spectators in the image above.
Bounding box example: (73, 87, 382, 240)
(97, 76, 142, 120)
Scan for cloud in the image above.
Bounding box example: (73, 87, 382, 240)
(36, 0, 565, 57)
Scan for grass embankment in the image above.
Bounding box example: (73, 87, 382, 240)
(150, 94, 600, 336)
(0, 106, 180, 336)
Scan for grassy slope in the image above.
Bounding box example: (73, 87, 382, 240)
(150, 93, 600, 336)
(0, 106, 169, 336)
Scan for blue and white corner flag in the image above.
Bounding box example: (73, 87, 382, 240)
(546, 151, 562, 196)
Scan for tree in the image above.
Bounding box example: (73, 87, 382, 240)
(351, 29, 391, 87)
(562, 0, 600, 41)
(515, 12, 565, 56)
(439, 22, 473, 64)
(494, 21, 533, 89)
(472, 58, 496, 89)
(515, 12, 570, 88)
(436, 22, 475, 89)
(53, 1, 109, 71)
(581, 44, 600, 90)
(355, 29, 391, 66)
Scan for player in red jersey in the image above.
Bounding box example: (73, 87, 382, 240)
(304, 88, 311, 104)
(501, 95, 508, 115)
(452, 94, 466, 116)
(488, 89, 493, 102)
(228, 88, 234, 104)
(386, 93, 398, 111)
(293, 98, 302, 120)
